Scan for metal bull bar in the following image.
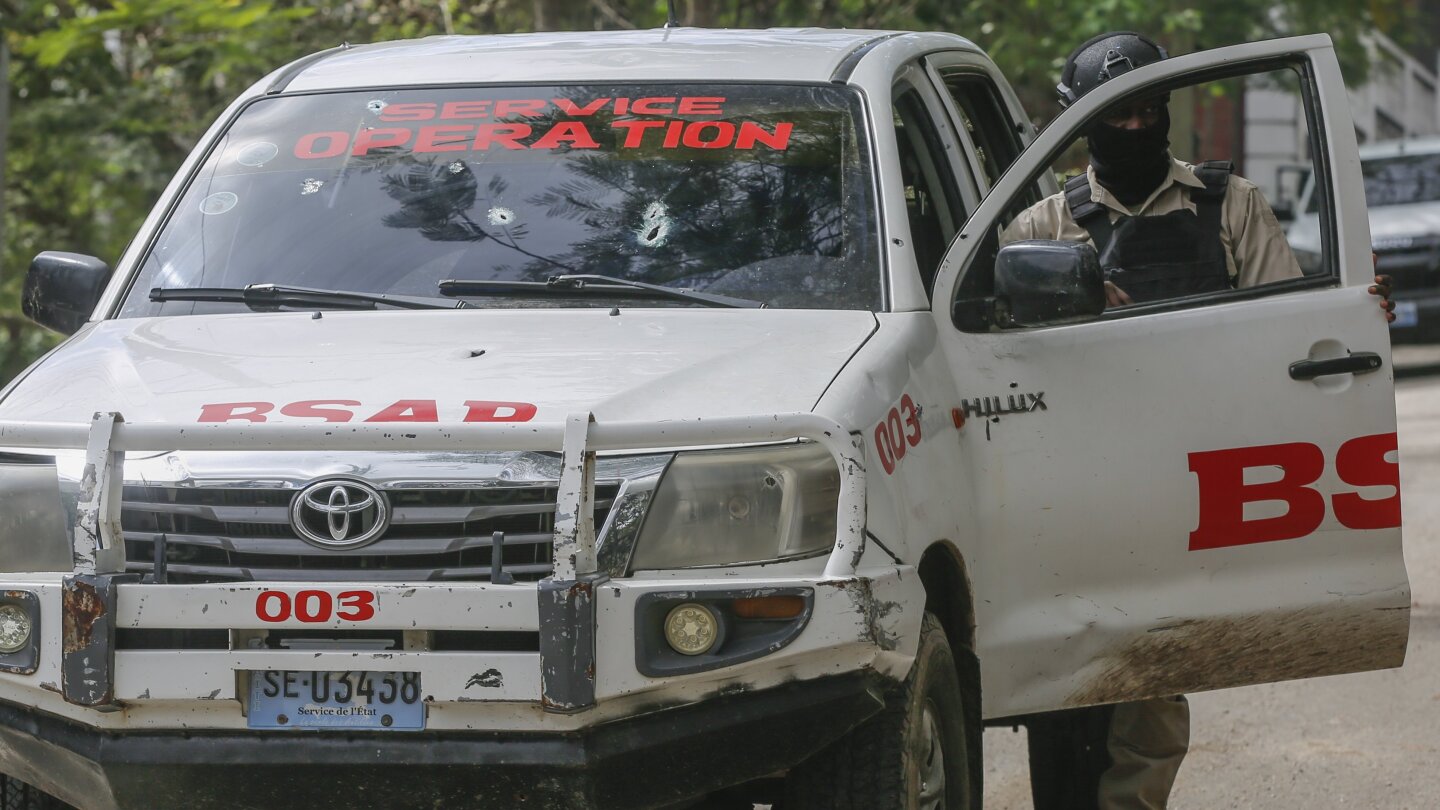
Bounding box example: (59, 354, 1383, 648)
(0, 412, 866, 711)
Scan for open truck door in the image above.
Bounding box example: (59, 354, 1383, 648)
(930, 35, 1409, 717)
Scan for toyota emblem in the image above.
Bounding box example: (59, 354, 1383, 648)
(290, 479, 389, 549)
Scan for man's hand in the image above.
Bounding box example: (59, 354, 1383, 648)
(1104, 280, 1133, 308)
(1370, 253, 1395, 322)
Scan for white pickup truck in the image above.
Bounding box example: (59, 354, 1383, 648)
(0, 27, 1408, 810)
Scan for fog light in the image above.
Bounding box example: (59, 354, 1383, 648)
(663, 603, 719, 656)
(0, 604, 32, 654)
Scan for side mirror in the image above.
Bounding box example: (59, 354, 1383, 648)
(22, 252, 111, 335)
(993, 240, 1105, 327)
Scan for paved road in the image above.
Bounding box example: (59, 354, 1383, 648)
(983, 347, 1440, 809)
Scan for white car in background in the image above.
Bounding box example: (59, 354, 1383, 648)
(1289, 136, 1440, 340)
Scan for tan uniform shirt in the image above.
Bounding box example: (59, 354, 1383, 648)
(1000, 157, 1302, 290)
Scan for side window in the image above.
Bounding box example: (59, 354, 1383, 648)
(954, 63, 1327, 331)
(892, 87, 965, 296)
(938, 71, 1026, 189)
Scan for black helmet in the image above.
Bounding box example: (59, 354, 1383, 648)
(1057, 31, 1169, 108)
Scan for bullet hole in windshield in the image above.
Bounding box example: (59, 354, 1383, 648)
(367, 99, 388, 115)
(199, 192, 238, 215)
(487, 206, 517, 226)
(447, 161, 466, 174)
(235, 142, 278, 167)
(637, 202, 671, 248)
(300, 178, 325, 195)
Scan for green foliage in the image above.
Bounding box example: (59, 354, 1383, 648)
(0, 0, 1425, 383)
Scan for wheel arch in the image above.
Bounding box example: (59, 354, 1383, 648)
(918, 540, 983, 807)
(918, 540, 976, 652)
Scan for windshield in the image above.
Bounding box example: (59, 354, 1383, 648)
(1361, 153, 1440, 208)
(119, 83, 879, 316)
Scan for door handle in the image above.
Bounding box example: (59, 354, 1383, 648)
(1288, 352, 1383, 381)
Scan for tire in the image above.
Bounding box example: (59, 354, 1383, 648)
(0, 775, 72, 810)
(785, 612, 977, 810)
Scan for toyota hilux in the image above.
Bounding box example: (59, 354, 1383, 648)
(0, 28, 1408, 810)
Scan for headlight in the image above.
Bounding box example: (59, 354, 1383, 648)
(0, 452, 75, 573)
(0, 604, 33, 653)
(628, 442, 840, 569)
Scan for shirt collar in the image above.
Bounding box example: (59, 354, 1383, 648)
(1086, 156, 1203, 214)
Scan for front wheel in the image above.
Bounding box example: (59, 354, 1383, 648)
(785, 612, 977, 810)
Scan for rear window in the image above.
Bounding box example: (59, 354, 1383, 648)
(1361, 153, 1440, 207)
(119, 84, 880, 315)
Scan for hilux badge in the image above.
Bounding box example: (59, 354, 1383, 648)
(291, 480, 389, 549)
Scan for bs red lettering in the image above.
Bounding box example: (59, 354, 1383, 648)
(199, 402, 273, 423)
(1332, 432, 1401, 530)
(1189, 442, 1326, 551)
(1188, 433, 1402, 551)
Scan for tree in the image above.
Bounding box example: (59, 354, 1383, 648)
(0, 0, 1425, 383)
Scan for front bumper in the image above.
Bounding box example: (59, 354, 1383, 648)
(0, 672, 884, 810)
(0, 414, 914, 807)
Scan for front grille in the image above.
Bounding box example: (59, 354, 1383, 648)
(120, 483, 618, 583)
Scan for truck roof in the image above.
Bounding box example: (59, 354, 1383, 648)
(279, 27, 978, 92)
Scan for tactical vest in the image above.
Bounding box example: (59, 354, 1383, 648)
(1064, 160, 1232, 303)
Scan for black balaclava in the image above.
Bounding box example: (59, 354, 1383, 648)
(1087, 107, 1172, 208)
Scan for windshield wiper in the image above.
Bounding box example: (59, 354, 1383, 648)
(437, 274, 765, 309)
(150, 284, 473, 311)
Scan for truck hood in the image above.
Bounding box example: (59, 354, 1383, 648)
(0, 309, 876, 425)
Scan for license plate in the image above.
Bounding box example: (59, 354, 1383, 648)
(248, 671, 423, 730)
(1393, 301, 1419, 328)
